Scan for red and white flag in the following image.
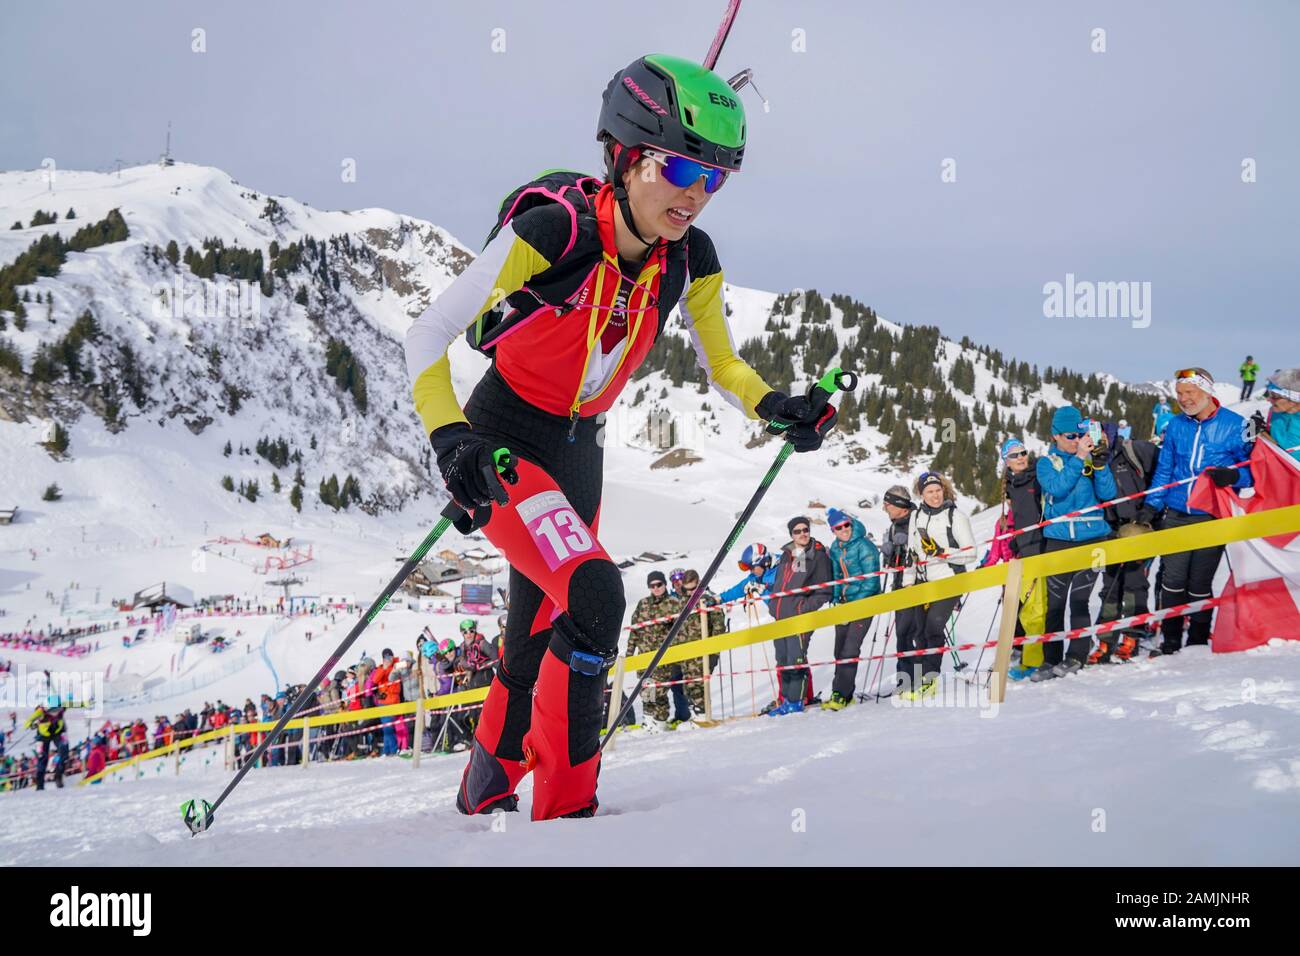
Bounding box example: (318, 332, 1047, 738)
(1187, 438, 1300, 651)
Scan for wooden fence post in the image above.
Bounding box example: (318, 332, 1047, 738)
(413, 663, 426, 770)
(700, 606, 713, 722)
(990, 559, 1023, 705)
(603, 654, 627, 752)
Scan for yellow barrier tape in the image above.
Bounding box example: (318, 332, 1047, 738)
(626, 504, 1300, 670)
(81, 688, 492, 785)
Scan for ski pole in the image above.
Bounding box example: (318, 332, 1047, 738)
(869, 613, 896, 702)
(181, 449, 516, 835)
(855, 615, 881, 699)
(972, 593, 1002, 676)
(600, 368, 856, 748)
(943, 597, 969, 670)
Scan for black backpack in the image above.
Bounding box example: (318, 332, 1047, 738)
(464, 170, 603, 354)
(465, 169, 688, 355)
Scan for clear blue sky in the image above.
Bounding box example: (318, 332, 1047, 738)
(4, 0, 1296, 383)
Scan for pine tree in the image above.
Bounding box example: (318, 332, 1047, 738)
(65, 208, 76, 220)
(837, 389, 859, 434)
(878, 402, 896, 436)
(319, 474, 340, 510)
(0, 337, 20, 374)
(42, 483, 62, 501)
(289, 482, 303, 512)
(271, 472, 282, 493)
(886, 419, 912, 462)
(221, 475, 234, 492)
(45, 422, 70, 455)
(165, 240, 179, 266)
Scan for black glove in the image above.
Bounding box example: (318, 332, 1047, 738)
(1090, 445, 1109, 467)
(1207, 466, 1239, 488)
(1134, 505, 1163, 528)
(1250, 411, 1269, 440)
(755, 391, 838, 453)
(430, 423, 514, 522)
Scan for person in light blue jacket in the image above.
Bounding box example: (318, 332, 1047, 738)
(1261, 369, 1300, 463)
(1153, 397, 1175, 441)
(1139, 367, 1253, 652)
(1032, 406, 1119, 681)
(823, 508, 881, 709)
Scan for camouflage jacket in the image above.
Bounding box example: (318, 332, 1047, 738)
(628, 592, 684, 656)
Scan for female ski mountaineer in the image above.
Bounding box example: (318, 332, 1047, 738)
(404, 54, 839, 821)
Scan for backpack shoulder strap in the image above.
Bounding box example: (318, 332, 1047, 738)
(484, 170, 602, 258)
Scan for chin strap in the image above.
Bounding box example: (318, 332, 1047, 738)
(611, 143, 655, 250)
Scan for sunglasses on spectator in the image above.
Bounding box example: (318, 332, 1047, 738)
(792, 526, 810, 534)
(1059, 432, 1085, 441)
(1005, 450, 1028, 460)
(649, 582, 665, 588)
(832, 522, 852, 531)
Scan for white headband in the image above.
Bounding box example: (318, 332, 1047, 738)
(1173, 372, 1215, 395)
(1265, 380, 1300, 403)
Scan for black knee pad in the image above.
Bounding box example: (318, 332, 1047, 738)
(565, 558, 626, 654)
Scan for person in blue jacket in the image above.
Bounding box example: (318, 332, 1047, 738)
(823, 508, 881, 710)
(1032, 406, 1119, 681)
(1153, 397, 1176, 442)
(1138, 367, 1253, 653)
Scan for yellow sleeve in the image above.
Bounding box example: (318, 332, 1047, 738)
(404, 226, 552, 435)
(680, 269, 773, 418)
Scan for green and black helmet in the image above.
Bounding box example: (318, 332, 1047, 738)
(598, 54, 746, 172)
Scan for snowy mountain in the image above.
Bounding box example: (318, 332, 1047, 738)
(0, 161, 1163, 514)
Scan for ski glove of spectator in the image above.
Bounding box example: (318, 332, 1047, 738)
(1207, 466, 1239, 488)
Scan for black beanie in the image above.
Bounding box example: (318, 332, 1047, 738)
(647, 570, 666, 586)
(788, 515, 811, 534)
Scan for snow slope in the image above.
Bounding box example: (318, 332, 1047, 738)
(2, 641, 1297, 866)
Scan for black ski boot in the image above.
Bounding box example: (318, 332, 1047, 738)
(560, 797, 598, 819)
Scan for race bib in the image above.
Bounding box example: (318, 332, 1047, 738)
(516, 490, 597, 572)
